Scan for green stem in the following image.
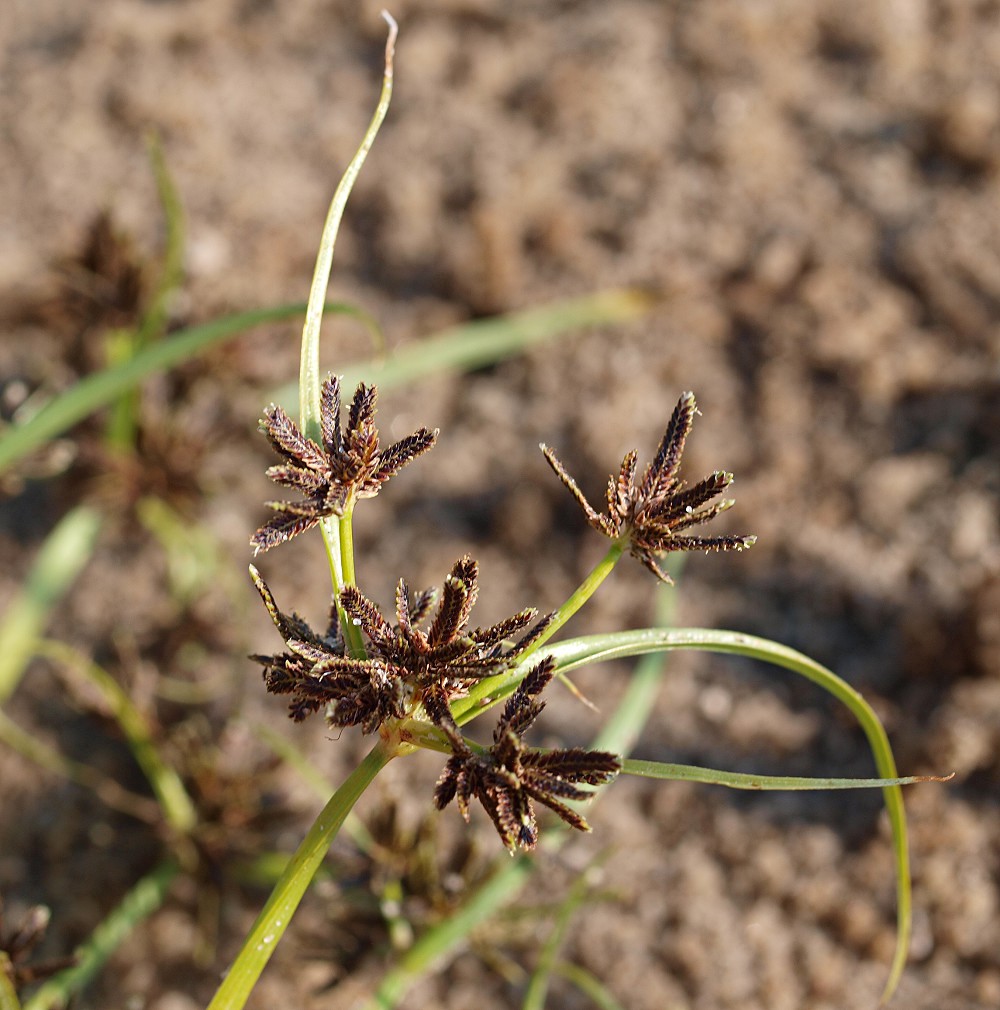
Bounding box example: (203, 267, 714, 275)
(522, 539, 626, 661)
(339, 507, 357, 587)
(206, 740, 394, 1010)
(0, 958, 20, 1010)
(337, 506, 367, 658)
(36, 639, 197, 836)
(318, 510, 365, 659)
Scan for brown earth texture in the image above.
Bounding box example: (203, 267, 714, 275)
(2, 2, 999, 1009)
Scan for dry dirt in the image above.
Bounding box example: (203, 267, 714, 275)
(1, 2, 999, 1009)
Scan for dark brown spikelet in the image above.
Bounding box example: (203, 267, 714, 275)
(339, 556, 554, 741)
(251, 375, 437, 553)
(541, 391, 756, 583)
(249, 567, 406, 733)
(434, 657, 620, 851)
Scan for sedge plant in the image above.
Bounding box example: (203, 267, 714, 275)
(205, 13, 948, 1010)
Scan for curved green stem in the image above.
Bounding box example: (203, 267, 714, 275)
(298, 13, 396, 602)
(206, 740, 394, 1010)
(298, 16, 396, 439)
(540, 625, 912, 1005)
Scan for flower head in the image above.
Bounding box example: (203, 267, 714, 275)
(249, 566, 406, 732)
(434, 657, 620, 851)
(541, 391, 755, 582)
(251, 376, 437, 554)
(250, 556, 553, 740)
(340, 555, 553, 739)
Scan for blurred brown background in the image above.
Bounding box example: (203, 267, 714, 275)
(1, 2, 998, 1008)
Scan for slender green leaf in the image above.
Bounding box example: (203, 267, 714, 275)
(106, 132, 187, 451)
(339, 288, 656, 391)
(622, 758, 945, 790)
(0, 708, 159, 823)
(297, 14, 396, 651)
(0, 956, 24, 1010)
(534, 625, 914, 1005)
(36, 640, 197, 835)
(0, 302, 364, 474)
(298, 16, 396, 441)
(588, 576, 679, 756)
(0, 505, 101, 703)
(206, 741, 392, 1010)
(551, 961, 626, 1010)
(270, 287, 657, 409)
(142, 131, 187, 343)
(23, 861, 179, 1010)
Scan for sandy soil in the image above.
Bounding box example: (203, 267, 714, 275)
(1, 2, 998, 1008)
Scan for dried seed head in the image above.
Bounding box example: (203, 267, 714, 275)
(542, 391, 756, 582)
(251, 376, 437, 554)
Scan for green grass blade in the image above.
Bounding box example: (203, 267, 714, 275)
(0, 956, 24, 1010)
(140, 131, 187, 344)
(0, 505, 101, 703)
(523, 859, 605, 1010)
(365, 855, 535, 1010)
(298, 13, 395, 440)
(271, 288, 657, 407)
(22, 860, 179, 1010)
(537, 625, 914, 1005)
(105, 132, 187, 451)
(622, 758, 945, 790)
(0, 302, 361, 474)
(206, 741, 392, 1010)
(0, 708, 160, 823)
(338, 288, 657, 392)
(551, 961, 626, 1010)
(36, 640, 197, 835)
(588, 579, 678, 755)
(296, 14, 395, 645)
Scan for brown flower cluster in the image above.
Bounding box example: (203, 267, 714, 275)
(249, 380, 751, 850)
(251, 375, 436, 554)
(339, 555, 553, 739)
(541, 391, 755, 582)
(434, 657, 620, 851)
(250, 556, 551, 736)
(250, 554, 617, 849)
(249, 567, 406, 733)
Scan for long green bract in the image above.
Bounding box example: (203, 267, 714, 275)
(524, 625, 910, 1005)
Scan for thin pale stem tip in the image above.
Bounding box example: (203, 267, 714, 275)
(382, 11, 398, 66)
